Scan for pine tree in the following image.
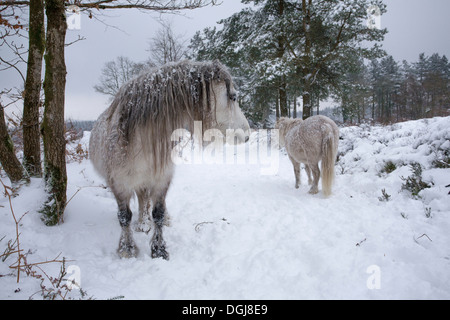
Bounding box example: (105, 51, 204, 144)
(424, 53, 449, 117)
(291, 0, 387, 119)
(189, 0, 387, 124)
(338, 57, 371, 123)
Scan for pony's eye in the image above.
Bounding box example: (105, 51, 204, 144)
(229, 94, 237, 102)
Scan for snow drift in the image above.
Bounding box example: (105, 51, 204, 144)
(1, 116, 449, 299)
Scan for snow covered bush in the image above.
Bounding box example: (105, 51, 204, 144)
(401, 162, 432, 199)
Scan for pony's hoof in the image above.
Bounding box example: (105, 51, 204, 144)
(134, 220, 152, 234)
(151, 243, 169, 260)
(308, 188, 319, 195)
(118, 230, 139, 258)
(117, 243, 139, 259)
(295, 184, 300, 189)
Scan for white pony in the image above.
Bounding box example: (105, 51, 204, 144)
(89, 60, 250, 259)
(276, 115, 339, 196)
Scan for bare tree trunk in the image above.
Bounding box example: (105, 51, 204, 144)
(302, 0, 312, 120)
(23, 0, 45, 177)
(293, 96, 297, 118)
(287, 98, 290, 117)
(275, 94, 280, 119)
(316, 94, 320, 115)
(40, 0, 67, 225)
(302, 82, 312, 119)
(277, 0, 288, 117)
(278, 80, 288, 117)
(0, 104, 27, 185)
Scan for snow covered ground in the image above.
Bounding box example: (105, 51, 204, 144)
(1, 116, 449, 300)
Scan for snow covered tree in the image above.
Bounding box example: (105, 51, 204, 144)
(291, 0, 386, 119)
(344, 52, 450, 124)
(422, 53, 450, 117)
(189, 0, 387, 124)
(336, 57, 371, 123)
(188, 1, 301, 124)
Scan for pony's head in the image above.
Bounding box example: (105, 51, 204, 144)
(189, 60, 250, 145)
(275, 117, 303, 147)
(210, 78, 250, 144)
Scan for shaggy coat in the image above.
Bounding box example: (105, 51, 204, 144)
(276, 115, 339, 196)
(89, 60, 250, 259)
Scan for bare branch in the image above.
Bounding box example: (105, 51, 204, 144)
(76, 0, 218, 11)
(0, 0, 29, 6)
(65, 34, 86, 47)
(0, 56, 25, 82)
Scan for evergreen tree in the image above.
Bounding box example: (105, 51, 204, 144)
(189, 0, 387, 124)
(359, 52, 449, 123)
(424, 53, 449, 117)
(337, 57, 371, 123)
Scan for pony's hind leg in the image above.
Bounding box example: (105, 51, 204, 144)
(308, 163, 320, 195)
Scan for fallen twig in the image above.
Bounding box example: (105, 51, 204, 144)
(356, 238, 367, 246)
(415, 234, 432, 242)
(194, 221, 214, 232)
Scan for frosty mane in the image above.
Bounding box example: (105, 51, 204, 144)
(107, 59, 235, 143)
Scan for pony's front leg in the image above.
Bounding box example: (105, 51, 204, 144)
(117, 203, 139, 258)
(150, 199, 169, 260)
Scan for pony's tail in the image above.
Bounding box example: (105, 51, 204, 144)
(321, 128, 338, 197)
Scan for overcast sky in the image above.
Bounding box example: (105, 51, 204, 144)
(1, 0, 450, 120)
(62, 0, 251, 120)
